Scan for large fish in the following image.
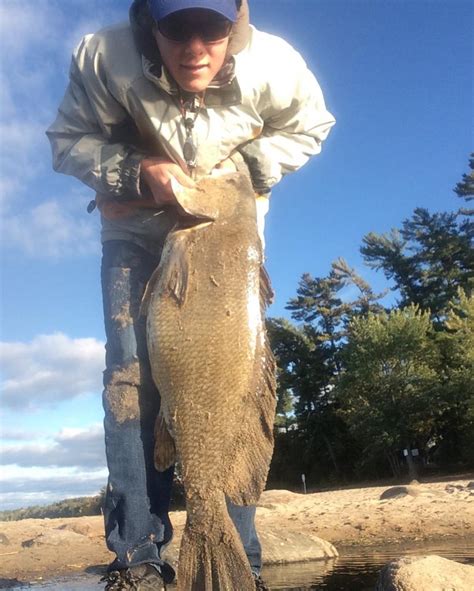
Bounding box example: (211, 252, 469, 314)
(144, 172, 276, 591)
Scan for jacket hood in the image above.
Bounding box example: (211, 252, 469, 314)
(129, 0, 250, 73)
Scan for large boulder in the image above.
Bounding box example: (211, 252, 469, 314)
(379, 484, 444, 500)
(260, 530, 338, 563)
(375, 555, 474, 590)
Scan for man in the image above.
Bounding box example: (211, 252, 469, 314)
(47, 1, 335, 589)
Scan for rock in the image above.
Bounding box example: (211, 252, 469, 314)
(446, 484, 466, 494)
(260, 530, 338, 564)
(258, 490, 301, 507)
(57, 522, 92, 536)
(0, 579, 25, 589)
(380, 486, 414, 500)
(379, 485, 443, 500)
(375, 555, 474, 590)
(162, 524, 338, 567)
(21, 528, 86, 548)
(0, 532, 10, 545)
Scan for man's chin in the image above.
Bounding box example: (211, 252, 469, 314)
(176, 77, 210, 93)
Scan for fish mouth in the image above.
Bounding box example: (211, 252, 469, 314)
(171, 177, 218, 222)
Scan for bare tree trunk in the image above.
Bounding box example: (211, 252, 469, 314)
(386, 450, 402, 478)
(405, 445, 419, 480)
(322, 433, 340, 476)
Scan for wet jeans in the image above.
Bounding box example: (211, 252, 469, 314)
(101, 240, 262, 574)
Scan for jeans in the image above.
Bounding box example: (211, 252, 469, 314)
(101, 240, 262, 574)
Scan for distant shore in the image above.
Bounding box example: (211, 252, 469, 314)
(1, 477, 473, 585)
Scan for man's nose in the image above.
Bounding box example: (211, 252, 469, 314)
(184, 35, 207, 54)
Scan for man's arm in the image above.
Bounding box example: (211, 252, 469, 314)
(238, 38, 335, 195)
(46, 35, 147, 200)
(46, 34, 192, 206)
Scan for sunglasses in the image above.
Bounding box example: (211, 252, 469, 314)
(157, 12, 233, 43)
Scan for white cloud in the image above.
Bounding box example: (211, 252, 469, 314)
(0, 423, 108, 509)
(1, 197, 100, 258)
(0, 1, 60, 51)
(0, 0, 123, 259)
(1, 428, 47, 441)
(0, 464, 108, 510)
(1, 423, 106, 469)
(0, 333, 105, 410)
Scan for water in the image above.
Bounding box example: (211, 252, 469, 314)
(2, 538, 473, 590)
(263, 538, 474, 590)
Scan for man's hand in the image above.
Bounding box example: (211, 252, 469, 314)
(141, 157, 196, 206)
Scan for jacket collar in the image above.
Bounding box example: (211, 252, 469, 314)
(129, 0, 250, 107)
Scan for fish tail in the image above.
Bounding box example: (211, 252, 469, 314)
(177, 492, 255, 591)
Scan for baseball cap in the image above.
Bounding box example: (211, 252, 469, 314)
(149, 0, 238, 23)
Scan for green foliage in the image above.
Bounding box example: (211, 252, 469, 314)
(361, 208, 473, 319)
(267, 155, 474, 485)
(454, 152, 474, 205)
(0, 493, 105, 521)
(434, 290, 474, 463)
(286, 259, 385, 374)
(336, 306, 440, 474)
(268, 262, 382, 482)
(266, 317, 330, 416)
(274, 388, 295, 431)
(361, 157, 474, 318)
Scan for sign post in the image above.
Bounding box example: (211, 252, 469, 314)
(301, 473, 307, 494)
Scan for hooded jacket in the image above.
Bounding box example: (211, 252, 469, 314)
(47, 0, 335, 249)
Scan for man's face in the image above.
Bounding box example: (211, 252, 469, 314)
(154, 9, 231, 93)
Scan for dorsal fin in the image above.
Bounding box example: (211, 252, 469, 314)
(223, 265, 277, 505)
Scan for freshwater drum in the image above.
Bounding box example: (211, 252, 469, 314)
(144, 173, 277, 591)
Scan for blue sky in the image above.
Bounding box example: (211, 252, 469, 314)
(0, 0, 472, 509)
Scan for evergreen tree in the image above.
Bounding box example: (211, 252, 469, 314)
(454, 152, 474, 215)
(286, 259, 385, 372)
(361, 158, 474, 318)
(267, 317, 330, 417)
(361, 208, 473, 319)
(267, 262, 382, 483)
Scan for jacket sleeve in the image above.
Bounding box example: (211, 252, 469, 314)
(238, 41, 335, 194)
(46, 35, 145, 199)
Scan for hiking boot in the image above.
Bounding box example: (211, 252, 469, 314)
(100, 563, 168, 590)
(253, 572, 270, 591)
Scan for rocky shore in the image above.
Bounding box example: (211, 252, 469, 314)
(1, 479, 473, 585)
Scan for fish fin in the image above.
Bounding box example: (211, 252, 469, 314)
(159, 232, 190, 305)
(177, 493, 255, 591)
(140, 264, 161, 317)
(224, 264, 276, 505)
(154, 412, 176, 471)
(141, 232, 190, 312)
(260, 264, 275, 309)
(224, 333, 277, 505)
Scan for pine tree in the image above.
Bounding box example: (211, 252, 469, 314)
(361, 208, 473, 319)
(361, 157, 474, 318)
(454, 152, 474, 215)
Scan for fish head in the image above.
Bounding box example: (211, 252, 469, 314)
(171, 176, 218, 222)
(172, 173, 257, 225)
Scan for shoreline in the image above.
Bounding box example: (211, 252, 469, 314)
(1, 478, 473, 584)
